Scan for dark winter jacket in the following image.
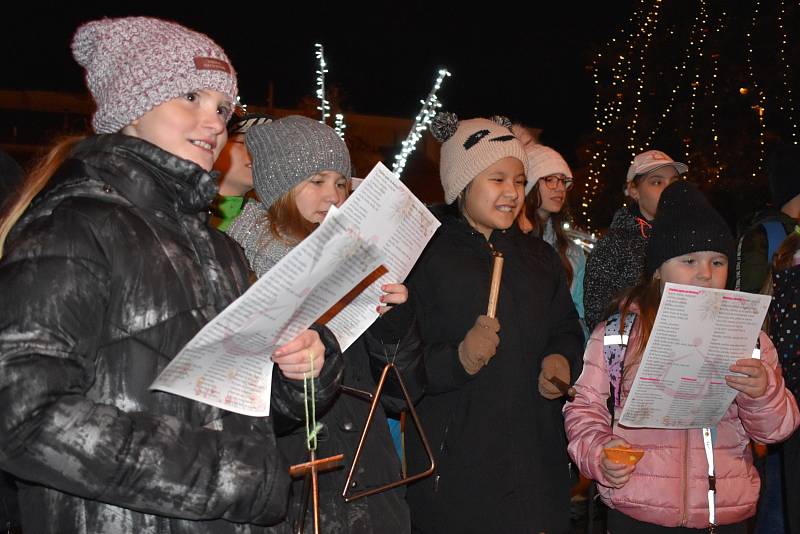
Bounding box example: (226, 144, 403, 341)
(403, 204, 584, 534)
(769, 265, 800, 399)
(227, 200, 425, 534)
(0, 134, 343, 534)
(583, 205, 651, 330)
(277, 317, 424, 534)
(732, 209, 796, 293)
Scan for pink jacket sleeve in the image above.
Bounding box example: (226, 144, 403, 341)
(735, 331, 800, 443)
(563, 324, 617, 486)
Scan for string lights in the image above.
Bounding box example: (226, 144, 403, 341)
(777, 0, 798, 144)
(707, 9, 726, 182)
(582, 0, 649, 230)
(744, 1, 767, 178)
(683, 0, 710, 163)
(334, 113, 346, 140)
(392, 68, 451, 178)
(641, 10, 700, 151)
(580, 1, 799, 231)
(314, 43, 331, 124)
(626, 0, 663, 157)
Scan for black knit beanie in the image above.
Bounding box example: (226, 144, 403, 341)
(645, 181, 734, 278)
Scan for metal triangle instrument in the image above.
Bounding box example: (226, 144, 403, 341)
(341, 361, 435, 502)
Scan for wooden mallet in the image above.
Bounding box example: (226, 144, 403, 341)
(486, 251, 504, 319)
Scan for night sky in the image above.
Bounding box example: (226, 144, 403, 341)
(4, 1, 637, 163)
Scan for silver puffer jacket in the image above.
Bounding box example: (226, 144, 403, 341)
(0, 134, 343, 534)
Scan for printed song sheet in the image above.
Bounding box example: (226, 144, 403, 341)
(152, 162, 439, 416)
(619, 283, 771, 429)
(324, 162, 440, 350)
(151, 207, 385, 416)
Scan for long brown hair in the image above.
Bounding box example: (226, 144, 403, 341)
(606, 276, 663, 380)
(525, 182, 575, 286)
(0, 136, 86, 258)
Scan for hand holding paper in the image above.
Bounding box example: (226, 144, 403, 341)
(150, 163, 439, 417)
(273, 329, 326, 380)
(377, 283, 408, 315)
(726, 358, 769, 399)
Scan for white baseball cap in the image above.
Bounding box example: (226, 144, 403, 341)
(626, 150, 688, 183)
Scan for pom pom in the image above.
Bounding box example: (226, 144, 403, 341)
(489, 115, 513, 129)
(430, 111, 459, 142)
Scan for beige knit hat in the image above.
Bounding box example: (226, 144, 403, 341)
(72, 16, 238, 134)
(524, 144, 572, 195)
(431, 112, 528, 204)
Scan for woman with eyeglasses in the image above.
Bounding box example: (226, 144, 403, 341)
(518, 143, 588, 340)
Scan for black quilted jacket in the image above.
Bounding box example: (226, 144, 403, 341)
(0, 134, 343, 534)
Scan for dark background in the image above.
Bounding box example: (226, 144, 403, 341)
(2, 1, 636, 159)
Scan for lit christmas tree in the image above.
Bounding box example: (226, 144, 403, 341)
(577, 0, 799, 233)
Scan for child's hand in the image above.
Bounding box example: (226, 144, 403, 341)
(726, 358, 769, 399)
(458, 315, 500, 374)
(601, 438, 637, 488)
(538, 354, 571, 400)
(376, 283, 408, 315)
(273, 329, 326, 380)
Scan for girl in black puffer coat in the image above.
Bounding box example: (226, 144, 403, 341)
(0, 17, 342, 534)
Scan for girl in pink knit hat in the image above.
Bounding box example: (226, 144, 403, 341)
(516, 133, 588, 340)
(0, 16, 343, 534)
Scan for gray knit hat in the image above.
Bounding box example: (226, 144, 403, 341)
(430, 112, 528, 204)
(247, 116, 351, 208)
(72, 16, 238, 134)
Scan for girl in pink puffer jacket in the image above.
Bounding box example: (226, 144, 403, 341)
(564, 181, 800, 533)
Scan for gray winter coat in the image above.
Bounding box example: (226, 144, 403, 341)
(583, 205, 650, 330)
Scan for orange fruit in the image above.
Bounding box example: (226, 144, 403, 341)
(603, 446, 645, 465)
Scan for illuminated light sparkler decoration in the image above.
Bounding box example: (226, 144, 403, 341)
(334, 113, 346, 140)
(314, 43, 331, 124)
(392, 68, 451, 178)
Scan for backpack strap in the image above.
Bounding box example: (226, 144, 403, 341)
(603, 312, 637, 420)
(761, 220, 789, 262)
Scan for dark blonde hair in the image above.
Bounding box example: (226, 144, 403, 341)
(266, 175, 350, 242)
(266, 188, 317, 242)
(0, 136, 86, 258)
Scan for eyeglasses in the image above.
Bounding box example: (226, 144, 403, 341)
(540, 175, 574, 191)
